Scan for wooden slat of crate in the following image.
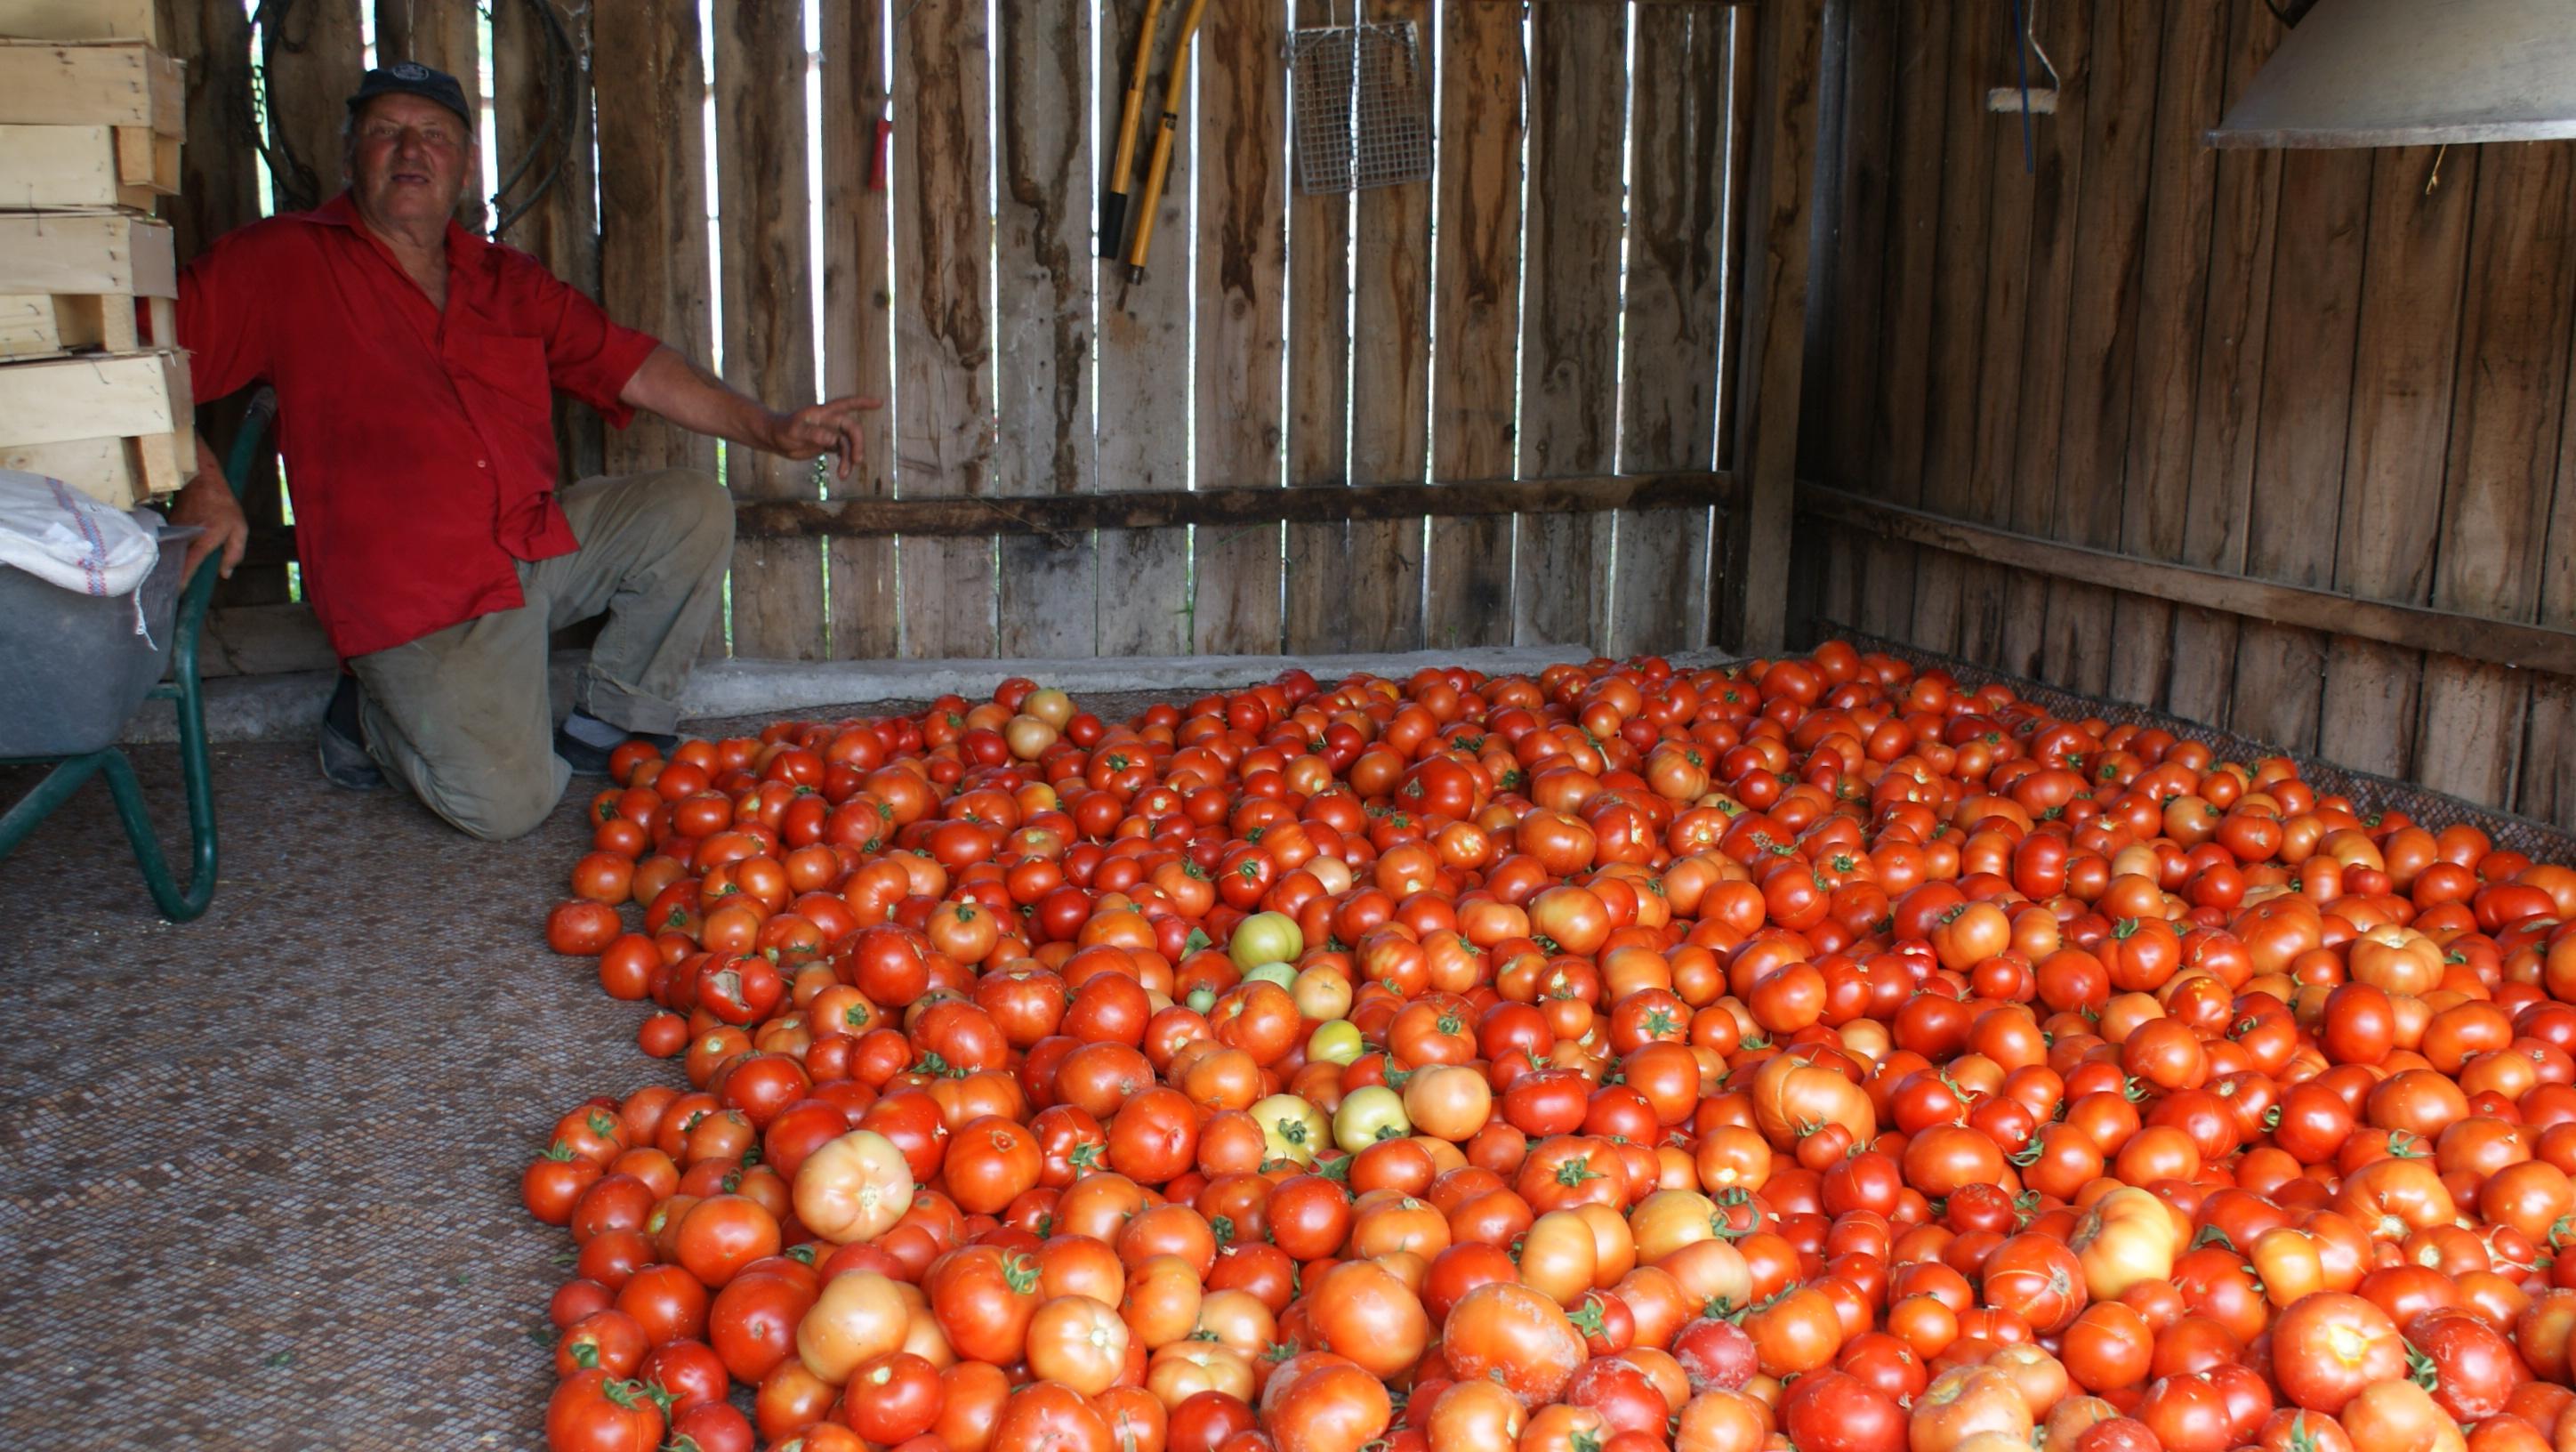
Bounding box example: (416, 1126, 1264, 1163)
(0, 123, 171, 208)
(0, 348, 188, 444)
(0, 0, 158, 44)
(0, 292, 152, 357)
(3, 429, 188, 506)
(0, 39, 181, 133)
(0, 213, 173, 296)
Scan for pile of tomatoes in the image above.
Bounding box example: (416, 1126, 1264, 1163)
(523, 643, 2576, 1452)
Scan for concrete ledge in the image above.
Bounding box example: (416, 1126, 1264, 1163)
(124, 644, 1735, 746)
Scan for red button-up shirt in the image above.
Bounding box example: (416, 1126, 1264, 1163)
(178, 191, 663, 659)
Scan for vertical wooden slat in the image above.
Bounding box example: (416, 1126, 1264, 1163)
(593, 0, 715, 480)
(1955, 4, 2047, 669)
(260, 0, 364, 215)
(1857, 2, 1950, 645)
(1516, 1, 1624, 651)
(1190, 0, 1288, 656)
(158, 0, 285, 606)
(1808, 0, 1890, 638)
(1719, 0, 1826, 655)
(2312, 146, 2477, 775)
(1996, 0, 2092, 678)
(994, 2, 1098, 657)
(1907, 4, 2000, 659)
(2226, 149, 2371, 751)
(1282, 0, 1352, 657)
(893, 0, 995, 658)
(2167, 0, 2283, 725)
(371, 0, 483, 231)
(1344, 0, 1432, 653)
(713, 0, 820, 660)
(2524, 275, 2576, 829)
(2104, 0, 2227, 706)
(1608, 3, 1727, 660)
(2036, 0, 2159, 698)
(1425, 0, 1524, 653)
(1813, 0, 1896, 638)
(2419, 144, 2576, 806)
(1093, 0, 1193, 658)
(493, 0, 602, 483)
(821, 0, 898, 662)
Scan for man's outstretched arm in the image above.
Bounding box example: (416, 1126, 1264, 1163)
(617, 345, 881, 481)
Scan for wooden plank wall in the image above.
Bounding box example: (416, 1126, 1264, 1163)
(171, 0, 1751, 666)
(1799, 0, 2576, 827)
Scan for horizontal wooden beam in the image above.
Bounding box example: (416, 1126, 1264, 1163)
(1799, 482, 2576, 679)
(734, 472, 1740, 544)
(237, 472, 1739, 566)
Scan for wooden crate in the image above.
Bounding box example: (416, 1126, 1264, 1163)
(0, 39, 182, 211)
(0, 123, 180, 209)
(0, 0, 159, 44)
(0, 39, 182, 131)
(0, 213, 175, 359)
(0, 348, 193, 504)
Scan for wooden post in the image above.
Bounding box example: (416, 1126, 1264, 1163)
(820, 0, 897, 663)
(714, 0, 821, 660)
(1718, 0, 1824, 656)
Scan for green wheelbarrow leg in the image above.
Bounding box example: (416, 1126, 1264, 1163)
(0, 752, 115, 859)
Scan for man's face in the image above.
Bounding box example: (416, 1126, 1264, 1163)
(347, 93, 471, 231)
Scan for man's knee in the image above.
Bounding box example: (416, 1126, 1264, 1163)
(635, 467, 733, 559)
(400, 730, 567, 841)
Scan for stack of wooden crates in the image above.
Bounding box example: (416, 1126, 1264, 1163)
(0, 0, 192, 507)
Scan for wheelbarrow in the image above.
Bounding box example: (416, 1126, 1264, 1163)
(0, 387, 276, 921)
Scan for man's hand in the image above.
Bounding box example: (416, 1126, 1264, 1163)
(169, 470, 248, 585)
(766, 394, 882, 481)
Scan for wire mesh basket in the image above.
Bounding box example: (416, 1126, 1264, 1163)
(1291, 15, 1434, 196)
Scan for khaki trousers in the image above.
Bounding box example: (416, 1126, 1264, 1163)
(349, 468, 732, 841)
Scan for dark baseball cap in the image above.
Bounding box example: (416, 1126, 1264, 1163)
(347, 60, 471, 128)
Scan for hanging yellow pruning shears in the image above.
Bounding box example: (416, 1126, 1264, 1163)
(1111, 0, 1211, 284)
(1100, 0, 1167, 260)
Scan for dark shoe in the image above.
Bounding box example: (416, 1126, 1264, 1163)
(554, 713, 680, 778)
(318, 673, 384, 791)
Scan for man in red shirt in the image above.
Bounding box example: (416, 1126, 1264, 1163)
(168, 63, 872, 841)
